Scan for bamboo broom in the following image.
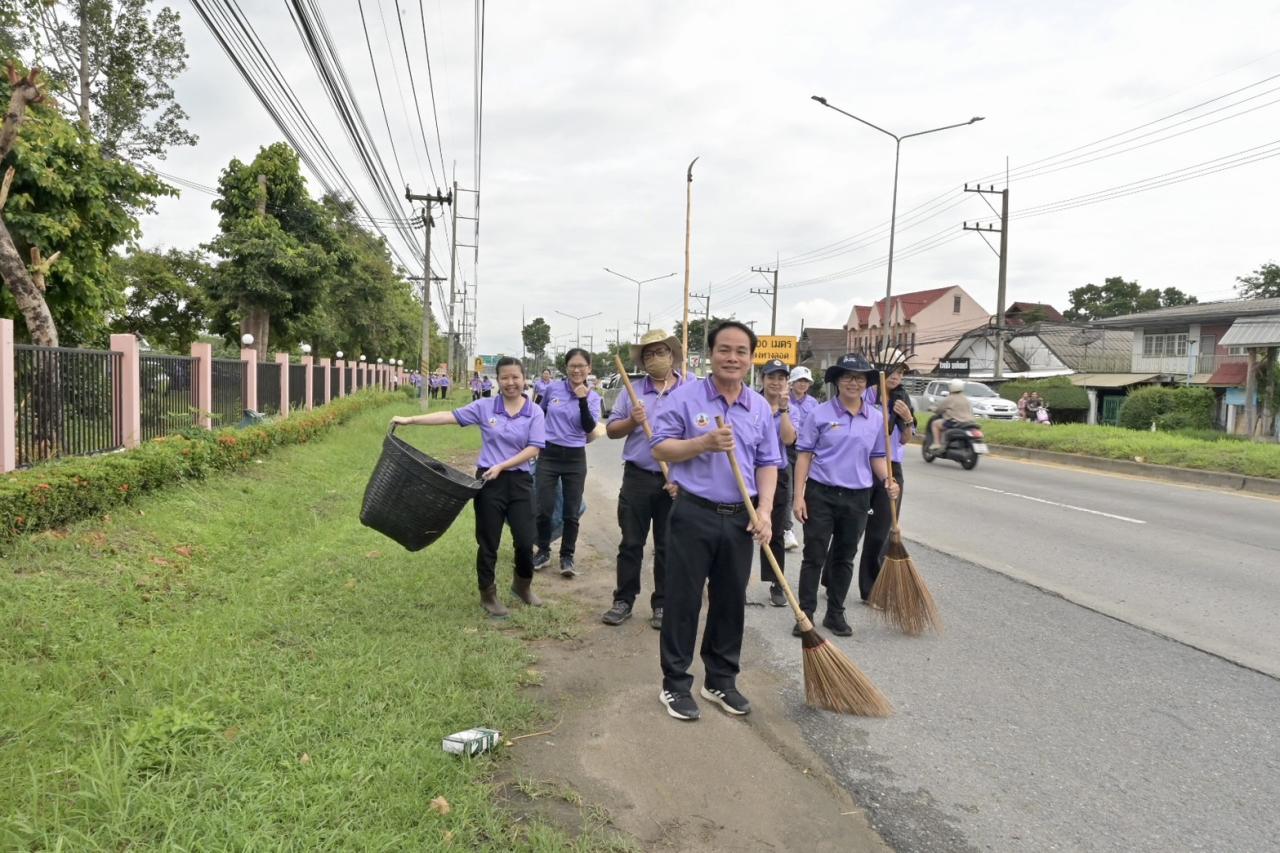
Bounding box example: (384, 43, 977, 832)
(715, 416, 891, 717)
(867, 371, 941, 635)
(613, 355, 671, 481)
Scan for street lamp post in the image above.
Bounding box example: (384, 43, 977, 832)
(811, 96, 983, 360)
(603, 268, 676, 343)
(556, 309, 602, 350)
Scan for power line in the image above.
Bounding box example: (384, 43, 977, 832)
(356, 0, 408, 193)
(391, 0, 442, 187)
(417, 0, 448, 178)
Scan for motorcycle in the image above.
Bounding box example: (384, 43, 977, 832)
(922, 415, 987, 470)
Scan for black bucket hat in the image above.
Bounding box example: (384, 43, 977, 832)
(824, 353, 880, 387)
(760, 358, 791, 376)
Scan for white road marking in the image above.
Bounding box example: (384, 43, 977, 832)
(972, 484, 1146, 524)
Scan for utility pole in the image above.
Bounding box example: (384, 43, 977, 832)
(556, 310, 601, 349)
(452, 183, 481, 384)
(404, 185, 453, 382)
(690, 288, 711, 374)
(447, 179, 459, 382)
(750, 264, 779, 335)
(963, 183, 1009, 380)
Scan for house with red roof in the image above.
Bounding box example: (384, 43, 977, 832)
(845, 285, 989, 372)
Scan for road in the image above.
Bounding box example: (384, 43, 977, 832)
(583, 435, 1280, 852)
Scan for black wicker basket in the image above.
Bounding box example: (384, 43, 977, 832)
(360, 425, 483, 551)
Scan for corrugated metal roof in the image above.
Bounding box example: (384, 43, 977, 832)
(1068, 373, 1160, 388)
(1220, 318, 1280, 347)
(1092, 297, 1280, 327)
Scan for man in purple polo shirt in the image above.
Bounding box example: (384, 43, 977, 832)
(793, 353, 899, 637)
(650, 321, 780, 721)
(602, 329, 683, 630)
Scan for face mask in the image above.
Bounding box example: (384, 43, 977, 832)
(646, 353, 673, 377)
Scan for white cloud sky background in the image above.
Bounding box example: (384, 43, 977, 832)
(140, 0, 1280, 359)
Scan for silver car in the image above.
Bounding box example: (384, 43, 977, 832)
(922, 380, 1019, 420)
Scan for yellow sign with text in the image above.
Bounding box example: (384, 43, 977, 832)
(753, 335, 799, 366)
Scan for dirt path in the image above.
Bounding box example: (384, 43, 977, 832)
(500, 481, 889, 852)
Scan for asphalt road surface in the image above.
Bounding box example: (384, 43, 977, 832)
(584, 435, 1280, 852)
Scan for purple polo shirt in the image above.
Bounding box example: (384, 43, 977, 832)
(470, 378, 482, 391)
(609, 372, 682, 473)
(541, 379, 603, 448)
(789, 393, 820, 438)
(650, 378, 782, 502)
(796, 398, 886, 489)
(534, 379, 552, 398)
(453, 395, 546, 472)
(773, 408, 790, 470)
(864, 387, 909, 464)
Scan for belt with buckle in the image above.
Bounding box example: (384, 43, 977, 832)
(682, 492, 748, 515)
(625, 461, 664, 476)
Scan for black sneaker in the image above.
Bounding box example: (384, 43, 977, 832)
(700, 685, 751, 716)
(769, 584, 787, 607)
(601, 600, 632, 626)
(532, 550, 550, 571)
(649, 607, 663, 630)
(823, 610, 853, 637)
(792, 612, 814, 637)
(659, 689, 700, 721)
(559, 557, 577, 578)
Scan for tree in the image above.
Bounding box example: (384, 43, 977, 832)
(672, 314, 732, 357)
(110, 247, 209, 352)
(1236, 262, 1280, 299)
(204, 144, 331, 359)
(1, 64, 171, 345)
(1063, 276, 1197, 322)
(15, 0, 196, 160)
(522, 316, 551, 360)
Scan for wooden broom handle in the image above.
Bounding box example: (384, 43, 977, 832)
(614, 355, 671, 480)
(878, 373, 901, 532)
(714, 415, 811, 629)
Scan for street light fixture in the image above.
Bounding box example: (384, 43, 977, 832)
(811, 95, 983, 359)
(335, 350, 344, 360)
(555, 309, 603, 349)
(300, 343, 312, 355)
(603, 268, 676, 343)
(241, 333, 254, 347)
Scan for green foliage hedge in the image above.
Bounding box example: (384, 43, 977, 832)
(1118, 386, 1215, 431)
(997, 376, 1090, 412)
(0, 391, 397, 543)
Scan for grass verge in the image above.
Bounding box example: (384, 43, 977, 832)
(917, 413, 1280, 479)
(0, 398, 612, 851)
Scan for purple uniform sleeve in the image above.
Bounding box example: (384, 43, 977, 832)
(871, 410, 888, 458)
(528, 405, 547, 448)
(795, 405, 820, 454)
(650, 396, 687, 447)
(453, 399, 483, 427)
(609, 390, 632, 423)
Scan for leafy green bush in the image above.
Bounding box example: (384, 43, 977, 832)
(0, 391, 396, 543)
(998, 376, 1089, 416)
(1117, 386, 1215, 431)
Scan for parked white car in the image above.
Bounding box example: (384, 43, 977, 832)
(922, 380, 1019, 420)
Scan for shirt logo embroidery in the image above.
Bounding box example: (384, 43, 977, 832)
(487, 416, 498, 426)
(693, 412, 711, 429)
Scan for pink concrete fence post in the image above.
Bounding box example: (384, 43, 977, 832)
(302, 354, 314, 410)
(276, 352, 290, 417)
(0, 319, 15, 472)
(191, 341, 213, 429)
(320, 357, 331, 404)
(242, 347, 258, 411)
(110, 333, 142, 449)
(335, 359, 345, 398)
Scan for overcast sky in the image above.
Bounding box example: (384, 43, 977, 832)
(140, 0, 1280, 359)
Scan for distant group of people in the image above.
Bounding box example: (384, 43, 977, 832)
(1018, 392, 1050, 424)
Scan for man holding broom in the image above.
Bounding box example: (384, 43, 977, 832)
(651, 321, 780, 721)
(601, 329, 683, 630)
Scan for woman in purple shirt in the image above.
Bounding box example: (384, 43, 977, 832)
(858, 360, 915, 602)
(533, 347, 602, 577)
(792, 353, 899, 637)
(469, 372, 483, 401)
(758, 359, 797, 609)
(391, 357, 546, 618)
(533, 368, 554, 404)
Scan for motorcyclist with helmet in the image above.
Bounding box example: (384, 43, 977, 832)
(930, 378, 973, 450)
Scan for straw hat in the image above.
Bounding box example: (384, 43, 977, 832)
(629, 328, 684, 367)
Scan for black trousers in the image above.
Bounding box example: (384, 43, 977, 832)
(798, 480, 872, 616)
(783, 445, 798, 531)
(473, 468, 536, 590)
(614, 463, 672, 609)
(858, 461, 905, 600)
(660, 495, 754, 694)
(760, 465, 792, 583)
(535, 443, 587, 559)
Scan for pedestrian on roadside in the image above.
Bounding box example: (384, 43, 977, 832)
(601, 329, 683, 630)
(534, 348, 602, 578)
(857, 360, 914, 604)
(439, 372, 451, 400)
(470, 372, 483, 401)
(1017, 392, 1029, 421)
(782, 365, 819, 552)
(758, 359, 797, 608)
(389, 356, 546, 618)
(534, 368, 554, 404)
(482, 375, 493, 398)
(650, 321, 780, 721)
(792, 354, 899, 637)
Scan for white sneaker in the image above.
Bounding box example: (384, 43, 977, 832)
(783, 529, 799, 551)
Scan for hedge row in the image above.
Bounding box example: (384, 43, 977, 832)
(1118, 385, 1216, 431)
(996, 376, 1089, 414)
(0, 391, 400, 543)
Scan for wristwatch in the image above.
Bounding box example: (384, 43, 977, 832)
(777, 407, 789, 414)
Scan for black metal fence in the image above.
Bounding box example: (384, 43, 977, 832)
(311, 365, 325, 408)
(257, 361, 280, 416)
(14, 345, 123, 467)
(330, 366, 341, 400)
(140, 353, 199, 441)
(288, 364, 307, 411)
(211, 358, 247, 428)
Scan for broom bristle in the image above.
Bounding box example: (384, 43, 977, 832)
(868, 535, 941, 636)
(799, 627, 893, 717)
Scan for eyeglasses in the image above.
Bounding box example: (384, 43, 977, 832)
(567, 362, 589, 371)
(642, 348, 670, 360)
(836, 374, 867, 383)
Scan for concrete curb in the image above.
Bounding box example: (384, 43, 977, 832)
(984, 443, 1280, 496)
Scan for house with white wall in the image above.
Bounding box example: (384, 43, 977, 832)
(845, 285, 989, 373)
